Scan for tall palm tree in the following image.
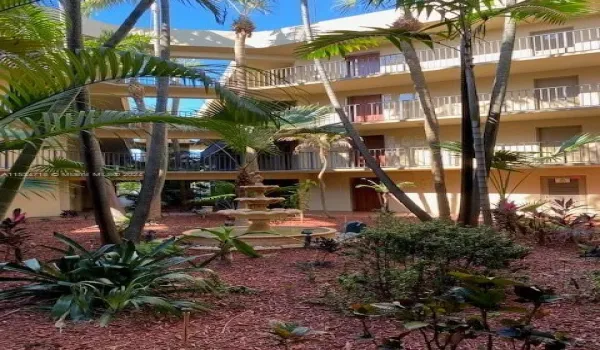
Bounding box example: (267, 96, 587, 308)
(124, 0, 172, 238)
(281, 133, 351, 218)
(315, 0, 451, 219)
(299, 0, 432, 221)
(63, 0, 122, 244)
(227, 0, 273, 174)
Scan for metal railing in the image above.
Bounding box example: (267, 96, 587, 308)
(1, 142, 597, 173)
(311, 83, 600, 126)
(248, 27, 600, 88)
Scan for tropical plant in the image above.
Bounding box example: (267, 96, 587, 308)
(286, 179, 317, 220)
(281, 133, 350, 218)
(298, 0, 432, 222)
(355, 179, 415, 213)
(0, 208, 27, 262)
(0, 234, 215, 326)
(193, 227, 262, 263)
(354, 272, 566, 350)
(339, 214, 529, 301)
(268, 320, 312, 349)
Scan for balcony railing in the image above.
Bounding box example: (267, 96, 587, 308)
(312, 83, 600, 126)
(0, 142, 596, 174)
(248, 27, 600, 88)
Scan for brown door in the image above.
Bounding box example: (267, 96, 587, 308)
(347, 95, 383, 122)
(346, 53, 380, 77)
(354, 135, 386, 167)
(352, 178, 382, 212)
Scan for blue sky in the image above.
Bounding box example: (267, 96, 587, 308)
(98, 1, 371, 112)
(93, 1, 367, 31)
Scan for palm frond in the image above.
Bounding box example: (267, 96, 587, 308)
(0, 0, 48, 12)
(0, 110, 226, 151)
(84, 30, 151, 53)
(297, 27, 432, 59)
(0, 5, 64, 54)
(0, 48, 273, 125)
(82, 0, 225, 23)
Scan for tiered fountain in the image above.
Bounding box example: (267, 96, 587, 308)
(218, 173, 300, 233)
(183, 172, 336, 248)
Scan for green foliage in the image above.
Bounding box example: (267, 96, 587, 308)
(285, 180, 317, 210)
(193, 227, 262, 262)
(0, 234, 215, 326)
(339, 215, 529, 301)
(355, 272, 567, 349)
(135, 238, 185, 258)
(0, 208, 27, 262)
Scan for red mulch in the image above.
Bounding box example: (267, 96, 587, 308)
(1, 214, 600, 350)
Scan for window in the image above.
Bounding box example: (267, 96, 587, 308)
(530, 28, 575, 54)
(345, 52, 381, 77)
(542, 176, 586, 203)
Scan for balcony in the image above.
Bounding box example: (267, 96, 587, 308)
(312, 83, 600, 126)
(248, 27, 600, 88)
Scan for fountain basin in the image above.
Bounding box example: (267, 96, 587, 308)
(182, 226, 337, 248)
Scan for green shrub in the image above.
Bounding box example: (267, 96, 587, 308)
(340, 215, 529, 301)
(0, 233, 215, 326)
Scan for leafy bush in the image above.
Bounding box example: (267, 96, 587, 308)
(0, 208, 27, 262)
(339, 215, 529, 301)
(496, 199, 597, 245)
(0, 233, 216, 326)
(362, 273, 567, 350)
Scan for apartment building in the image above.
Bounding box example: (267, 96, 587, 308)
(6, 8, 600, 217)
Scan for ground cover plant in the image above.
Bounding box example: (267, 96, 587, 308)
(0, 234, 216, 326)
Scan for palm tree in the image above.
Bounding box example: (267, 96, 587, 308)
(306, 1, 451, 220)
(227, 0, 273, 174)
(355, 179, 415, 213)
(299, 0, 432, 222)
(281, 133, 351, 218)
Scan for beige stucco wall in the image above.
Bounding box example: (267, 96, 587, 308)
(306, 166, 600, 216)
(7, 179, 72, 217)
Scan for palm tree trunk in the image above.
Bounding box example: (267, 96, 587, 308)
(233, 27, 259, 174)
(64, 0, 121, 244)
(103, 0, 156, 49)
(124, 0, 170, 241)
(458, 37, 476, 226)
(299, 0, 431, 221)
(400, 40, 450, 220)
(0, 141, 43, 219)
(463, 28, 492, 226)
(483, 0, 517, 172)
(317, 148, 332, 218)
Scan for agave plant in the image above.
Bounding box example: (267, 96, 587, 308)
(0, 233, 215, 326)
(195, 227, 262, 263)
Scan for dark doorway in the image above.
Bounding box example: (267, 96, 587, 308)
(353, 135, 386, 168)
(347, 94, 383, 122)
(351, 177, 382, 212)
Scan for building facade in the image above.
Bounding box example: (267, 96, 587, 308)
(6, 9, 600, 216)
